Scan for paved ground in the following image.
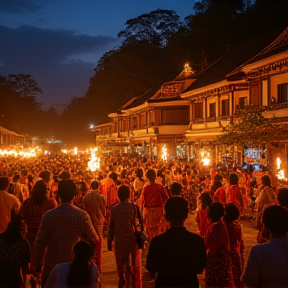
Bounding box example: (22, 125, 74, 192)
(26, 213, 258, 288)
(101, 212, 258, 288)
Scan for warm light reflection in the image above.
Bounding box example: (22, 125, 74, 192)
(161, 145, 168, 161)
(87, 148, 100, 172)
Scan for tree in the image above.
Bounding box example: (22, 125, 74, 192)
(214, 107, 286, 146)
(118, 9, 181, 48)
(6, 74, 43, 98)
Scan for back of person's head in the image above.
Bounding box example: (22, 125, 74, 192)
(117, 184, 130, 201)
(39, 170, 51, 182)
(12, 174, 20, 183)
(76, 181, 88, 195)
(4, 211, 22, 243)
(67, 240, 93, 288)
(165, 196, 188, 222)
(277, 188, 288, 207)
(171, 182, 182, 196)
(109, 172, 118, 183)
(31, 180, 48, 205)
(224, 202, 240, 223)
(229, 173, 239, 185)
(90, 180, 99, 190)
(0, 176, 9, 191)
(146, 169, 156, 182)
(209, 202, 224, 223)
(136, 168, 143, 178)
(199, 192, 212, 210)
(263, 205, 288, 237)
(58, 180, 76, 202)
(214, 174, 223, 183)
(212, 181, 222, 192)
(261, 174, 271, 187)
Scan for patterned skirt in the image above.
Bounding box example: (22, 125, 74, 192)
(206, 251, 233, 287)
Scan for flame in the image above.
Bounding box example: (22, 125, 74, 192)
(161, 145, 168, 161)
(88, 148, 100, 172)
(203, 156, 210, 166)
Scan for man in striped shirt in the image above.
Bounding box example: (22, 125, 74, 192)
(35, 180, 98, 285)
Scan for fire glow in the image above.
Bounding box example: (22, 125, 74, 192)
(87, 148, 100, 172)
(276, 157, 286, 180)
(161, 145, 168, 161)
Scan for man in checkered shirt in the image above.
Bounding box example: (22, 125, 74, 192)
(35, 180, 98, 285)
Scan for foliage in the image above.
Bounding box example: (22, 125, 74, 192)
(213, 107, 287, 146)
(118, 9, 181, 48)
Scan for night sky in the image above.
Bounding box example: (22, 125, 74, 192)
(0, 0, 196, 109)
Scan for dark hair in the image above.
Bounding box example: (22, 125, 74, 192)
(31, 180, 48, 205)
(67, 240, 93, 288)
(109, 172, 118, 183)
(12, 174, 20, 182)
(0, 176, 9, 191)
(214, 174, 223, 183)
(277, 188, 288, 207)
(263, 205, 288, 236)
(117, 185, 130, 201)
(90, 180, 99, 190)
(39, 171, 51, 182)
(4, 211, 23, 243)
(146, 169, 156, 182)
(199, 192, 212, 210)
(212, 181, 222, 192)
(261, 175, 271, 187)
(58, 180, 76, 202)
(165, 196, 188, 222)
(136, 168, 143, 178)
(229, 173, 239, 185)
(171, 182, 182, 196)
(224, 202, 240, 223)
(208, 202, 224, 223)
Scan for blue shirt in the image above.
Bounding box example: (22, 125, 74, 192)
(242, 238, 288, 287)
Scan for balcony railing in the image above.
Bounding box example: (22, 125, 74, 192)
(266, 102, 288, 110)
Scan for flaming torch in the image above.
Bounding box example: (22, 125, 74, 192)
(87, 148, 100, 172)
(161, 145, 168, 161)
(276, 157, 286, 180)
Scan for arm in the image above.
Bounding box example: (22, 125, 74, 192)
(81, 213, 99, 254)
(35, 215, 50, 272)
(107, 208, 115, 251)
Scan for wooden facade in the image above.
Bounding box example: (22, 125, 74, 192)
(94, 27, 288, 163)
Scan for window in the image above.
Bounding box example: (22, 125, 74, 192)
(278, 83, 288, 103)
(161, 107, 189, 125)
(250, 81, 260, 105)
(194, 103, 203, 119)
(239, 97, 247, 109)
(209, 103, 216, 118)
(140, 113, 146, 128)
(155, 109, 161, 125)
(222, 99, 229, 116)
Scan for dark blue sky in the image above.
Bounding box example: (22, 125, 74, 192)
(0, 0, 196, 109)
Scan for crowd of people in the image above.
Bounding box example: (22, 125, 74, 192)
(0, 152, 288, 288)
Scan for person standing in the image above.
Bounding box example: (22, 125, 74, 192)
(108, 185, 142, 288)
(223, 203, 245, 287)
(0, 212, 31, 288)
(44, 240, 99, 288)
(19, 180, 57, 273)
(146, 196, 206, 288)
(227, 173, 244, 215)
(0, 176, 21, 234)
(205, 202, 233, 287)
(81, 180, 106, 274)
(35, 179, 98, 286)
(242, 205, 288, 287)
(141, 169, 169, 249)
